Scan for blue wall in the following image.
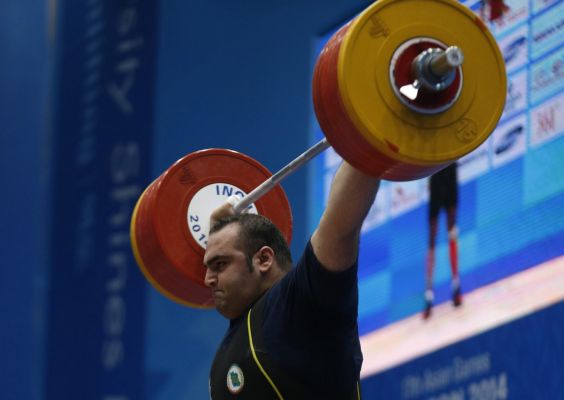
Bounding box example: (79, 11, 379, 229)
(0, 1, 49, 399)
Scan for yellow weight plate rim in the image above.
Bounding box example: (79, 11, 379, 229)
(338, 0, 506, 165)
(130, 185, 213, 309)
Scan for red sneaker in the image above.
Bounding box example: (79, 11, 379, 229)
(452, 286, 463, 307)
(423, 300, 433, 320)
(423, 290, 434, 320)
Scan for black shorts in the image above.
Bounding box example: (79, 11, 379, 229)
(429, 163, 458, 219)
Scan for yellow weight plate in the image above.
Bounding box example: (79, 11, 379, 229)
(337, 0, 506, 165)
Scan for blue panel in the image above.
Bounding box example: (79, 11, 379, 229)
(359, 309, 389, 336)
(457, 180, 478, 232)
(0, 1, 49, 399)
(390, 263, 425, 303)
(359, 271, 392, 318)
(387, 208, 428, 271)
(475, 159, 524, 228)
(523, 135, 564, 205)
(388, 294, 427, 324)
(44, 0, 158, 398)
(530, 45, 564, 105)
(361, 301, 564, 399)
(530, 1, 564, 60)
(358, 231, 392, 276)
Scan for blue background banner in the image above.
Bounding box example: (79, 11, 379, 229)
(44, 0, 157, 398)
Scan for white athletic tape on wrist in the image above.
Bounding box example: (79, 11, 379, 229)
(227, 195, 241, 207)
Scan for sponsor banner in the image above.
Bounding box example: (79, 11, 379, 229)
(530, 46, 564, 105)
(491, 114, 527, 168)
(361, 301, 564, 400)
(532, 0, 560, 15)
(501, 69, 528, 122)
(45, 0, 157, 399)
(462, 0, 529, 39)
(498, 24, 528, 73)
(531, 1, 564, 60)
(530, 92, 564, 148)
(309, 0, 564, 340)
(458, 138, 491, 184)
(390, 180, 426, 218)
(355, 178, 430, 232)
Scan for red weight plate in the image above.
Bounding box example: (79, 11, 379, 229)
(133, 177, 216, 308)
(131, 149, 293, 308)
(313, 22, 393, 178)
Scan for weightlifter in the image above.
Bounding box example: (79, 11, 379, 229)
(129, 0, 506, 396)
(423, 162, 463, 320)
(204, 161, 380, 398)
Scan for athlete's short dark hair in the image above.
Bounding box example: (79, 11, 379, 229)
(210, 214, 293, 271)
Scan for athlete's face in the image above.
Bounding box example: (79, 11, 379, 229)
(203, 223, 262, 319)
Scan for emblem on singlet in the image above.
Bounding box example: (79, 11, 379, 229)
(227, 364, 244, 394)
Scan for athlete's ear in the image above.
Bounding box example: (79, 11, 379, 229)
(254, 246, 274, 273)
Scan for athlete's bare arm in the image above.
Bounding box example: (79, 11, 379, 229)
(311, 162, 380, 272)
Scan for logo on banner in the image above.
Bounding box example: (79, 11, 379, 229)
(499, 26, 528, 72)
(458, 139, 490, 184)
(533, 0, 559, 14)
(495, 125, 524, 155)
(531, 1, 564, 59)
(503, 36, 527, 65)
(502, 71, 528, 121)
(531, 94, 564, 147)
(492, 115, 527, 168)
(531, 48, 564, 103)
(390, 181, 424, 218)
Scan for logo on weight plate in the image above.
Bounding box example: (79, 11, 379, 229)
(187, 183, 258, 249)
(227, 364, 245, 394)
(369, 15, 390, 38)
(454, 118, 478, 143)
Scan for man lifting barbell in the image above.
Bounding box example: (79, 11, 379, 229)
(130, 0, 506, 397)
(205, 162, 380, 398)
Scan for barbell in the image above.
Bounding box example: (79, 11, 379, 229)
(130, 0, 506, 308)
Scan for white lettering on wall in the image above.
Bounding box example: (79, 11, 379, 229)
(100, 2, 145, 400)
